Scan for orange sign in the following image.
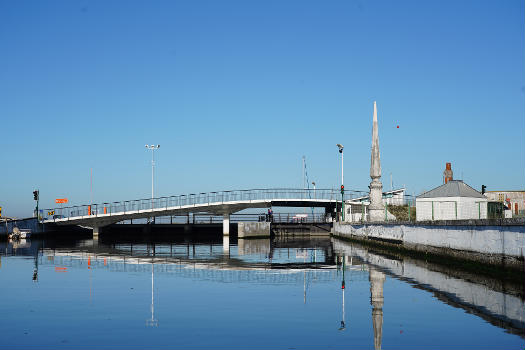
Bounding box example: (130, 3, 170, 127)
(55, 198, 68, 204)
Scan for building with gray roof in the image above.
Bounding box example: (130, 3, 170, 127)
(416, 180, 488, 221)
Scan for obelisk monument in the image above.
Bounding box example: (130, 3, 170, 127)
(369, 268, 385, 350)
(369, 101, 385, 222)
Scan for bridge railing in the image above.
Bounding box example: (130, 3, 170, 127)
(43, 188, 368, 221)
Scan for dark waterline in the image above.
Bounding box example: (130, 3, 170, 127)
(0, 230, 523, 349)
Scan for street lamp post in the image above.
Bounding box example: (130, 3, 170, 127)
(337, 144, 344, 221)
(145, 145, 160, 208)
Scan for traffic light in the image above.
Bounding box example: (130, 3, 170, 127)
(340, 185, 344, 194)
(0, 206, 2, 217)
(33, 190, 39, 201)
(481, 185, 486, 195)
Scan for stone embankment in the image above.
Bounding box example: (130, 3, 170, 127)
(333, 219, 525, 270)
(238, 222, 271, 238)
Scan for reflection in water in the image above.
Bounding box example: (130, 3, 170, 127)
(339, 256, 346, 331)
(0, 235, 523, 348)
(369, 268, 385, 350)
(146, 262, 158, 327)
(238, 238, 270, 256)
(32, 251, 39, 282)
(333, 239, 525, 339)
(223, 235, 229, 254)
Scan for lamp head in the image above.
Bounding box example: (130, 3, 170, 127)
(336, 144, 344, 152)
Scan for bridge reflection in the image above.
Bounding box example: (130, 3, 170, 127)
(1, 236, 522, 345)
(35, 237, 342, 280)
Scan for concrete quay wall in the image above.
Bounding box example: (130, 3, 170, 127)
(237, 222, 271, 238)
(333, 222, 525, 269)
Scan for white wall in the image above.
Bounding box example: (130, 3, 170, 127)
(238, 222, 270, 238)
(345, 203, 368, 223)
(385, 191, 406, 206)
(416, 197, 487, 221)
(458, 197, 487, 220)
(333, 223, 525, 258)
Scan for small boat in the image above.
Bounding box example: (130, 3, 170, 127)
(19, 229, 31, 239)
(8, 227, 31, 240)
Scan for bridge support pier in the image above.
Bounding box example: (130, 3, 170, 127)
(223, 214, 230, 235)
(92, 226, 100, 246)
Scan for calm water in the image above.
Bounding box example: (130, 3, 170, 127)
(0, 233, 523, 349)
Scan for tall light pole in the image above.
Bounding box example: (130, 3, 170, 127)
(145, 144, 160, 207)
(337, 144, 344, 221)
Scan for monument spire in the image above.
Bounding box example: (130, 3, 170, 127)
(370, 101, 381, 179)
(368, 101, 385, 221)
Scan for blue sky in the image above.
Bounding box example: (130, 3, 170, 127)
(1, 0, 523, 217)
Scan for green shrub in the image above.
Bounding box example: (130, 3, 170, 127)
(387, 204, 416, 221)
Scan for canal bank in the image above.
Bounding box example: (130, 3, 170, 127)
(332, 219, 525, 272)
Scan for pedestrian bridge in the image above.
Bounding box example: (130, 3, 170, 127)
(44, 188, 362, 235)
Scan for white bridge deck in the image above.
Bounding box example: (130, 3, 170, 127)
(43, 189, 362, 232)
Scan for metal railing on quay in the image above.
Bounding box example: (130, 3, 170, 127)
(345, 194, 417, 223)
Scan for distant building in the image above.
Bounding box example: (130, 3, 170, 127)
(416, 180, 487, 221)
(484, 191, 525, 217)
(345, 188, 405, 222)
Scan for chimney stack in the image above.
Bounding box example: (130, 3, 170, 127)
(443, 162, 453, 184)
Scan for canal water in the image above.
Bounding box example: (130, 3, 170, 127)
(0, 233, 523, 349)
